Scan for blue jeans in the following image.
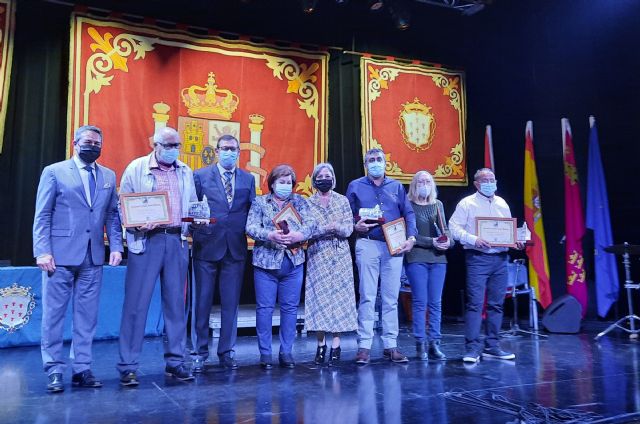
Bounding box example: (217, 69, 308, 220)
(254, 256, 303, 356)
(405, 262, 447, 343)
(464, 251, 508, 353)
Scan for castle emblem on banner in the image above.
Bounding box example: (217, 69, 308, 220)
(398, 98, 436, 152)
(151, 72, 267, 193)
(0, 283, 36, 333)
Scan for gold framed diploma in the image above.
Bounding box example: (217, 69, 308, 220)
(120, 191, 171, 228)
(272, 203, 302, 233)
(475, 217, 517, 247)
(382, 217, 407, 255)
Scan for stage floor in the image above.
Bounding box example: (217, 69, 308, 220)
(2, 321, 640, 423)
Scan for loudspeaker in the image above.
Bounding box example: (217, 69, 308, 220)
(541, 294, 582, 333)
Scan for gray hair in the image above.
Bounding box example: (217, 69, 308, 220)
(407, 170, 438, 204)
(311, 162, 336, 190)
(474, 168, 495, 181)
(74, 125, 102, 142)
(364, 148, 385, 163)
(153, 127, 180, 145)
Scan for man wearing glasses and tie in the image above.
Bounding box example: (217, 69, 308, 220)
(190, 134, 255, 371)
(33, 125, 123, 393)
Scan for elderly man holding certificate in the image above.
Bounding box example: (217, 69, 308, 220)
(346, 148, 417, 365)
(449, 168, 524, 364)
(116, 127, 198, 386)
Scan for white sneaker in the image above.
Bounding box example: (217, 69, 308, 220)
(462, 352, 480, 363)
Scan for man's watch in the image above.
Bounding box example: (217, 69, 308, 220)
(407, 236, 416, 243)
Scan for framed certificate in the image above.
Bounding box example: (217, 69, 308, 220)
(120, 191, 171, 228)
(382, 217, 407, 255)
(476, 217, 517, 247)
(272, 203, 302, 234)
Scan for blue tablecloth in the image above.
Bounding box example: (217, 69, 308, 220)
(0, 266, 164, 348)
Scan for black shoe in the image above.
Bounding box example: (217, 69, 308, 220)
(278, 352, 296, 369)
(416, 342, 428, 361)
(328, 346, 341, 366)
(260, 354, 273, 370)
(165, 365, 195, 381)
(428, 341, 447, 361)
(72, 370, 103, 388)
(482, 347, 515, 360)
(119, 371, 140, 387)
(47, 373, 64, 393)
(219, 355, 239, 370)
(314, 345, 327, 364)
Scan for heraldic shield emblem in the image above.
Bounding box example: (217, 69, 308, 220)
(398, 98, 436, 152)
(0, 283, 36, 333)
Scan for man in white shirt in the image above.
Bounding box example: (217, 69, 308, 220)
(449, 168, 523, 363)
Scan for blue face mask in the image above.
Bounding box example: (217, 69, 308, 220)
(158, 148, 179, 164)
(218, 149, 238, 169)
(479, 182, 497, 197)
(274, 183, 293, 199)
(367, 162, 385, 178)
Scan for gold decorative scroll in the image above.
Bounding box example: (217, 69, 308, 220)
(0, 0, 15, 154)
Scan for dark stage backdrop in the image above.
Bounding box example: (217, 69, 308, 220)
(1, 0, 638, 319)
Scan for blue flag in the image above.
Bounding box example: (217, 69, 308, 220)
(585, 117, 619, 318)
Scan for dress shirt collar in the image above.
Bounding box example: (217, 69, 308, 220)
(217, 162, 235, 176)
(72, 154, 95, 171)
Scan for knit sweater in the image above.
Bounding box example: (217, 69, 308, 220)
(405, 200, 453, 264)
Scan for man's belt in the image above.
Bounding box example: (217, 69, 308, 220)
(147, 227, 182, 235)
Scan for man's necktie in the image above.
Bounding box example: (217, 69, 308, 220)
(84, 165, 96, 204)
(224, 171, 233, 206)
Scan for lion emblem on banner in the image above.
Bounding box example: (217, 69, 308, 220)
(398, 98, 436, 152)
(0, 283, 36, 333)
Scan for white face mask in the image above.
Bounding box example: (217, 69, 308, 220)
(417, 185, 432, 199)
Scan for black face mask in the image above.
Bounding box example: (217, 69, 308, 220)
(78, 145, 101, 163)
(315, 179, 333, 193)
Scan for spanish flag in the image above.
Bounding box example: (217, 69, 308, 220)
(562, 118, 587, 316)
(524, 121, 552, 308)
(484, 124, 494, 171)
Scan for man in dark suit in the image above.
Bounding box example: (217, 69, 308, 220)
(33, 125, 123, 393)
(191, 134, 256, 370)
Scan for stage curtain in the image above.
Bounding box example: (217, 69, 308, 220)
(68, 14, 329, 195)
(0, 0, 15, 154)
(360, 57, 467, 185)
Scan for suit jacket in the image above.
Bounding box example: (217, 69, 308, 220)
(192, 165, 256, 262)
(33, 158, 123, 266)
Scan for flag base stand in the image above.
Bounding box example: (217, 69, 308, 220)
(595, 242, 640, 341)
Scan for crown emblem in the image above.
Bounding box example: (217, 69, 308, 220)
(181, 72, 239, 120)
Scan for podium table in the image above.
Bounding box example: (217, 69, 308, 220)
(0, 266, 163, 348)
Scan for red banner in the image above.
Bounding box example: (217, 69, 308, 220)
(360, 57, 467, 185)
(0, 0, 15, 154)
(67, 15, 328, 194)
(562, 118, 587, 316)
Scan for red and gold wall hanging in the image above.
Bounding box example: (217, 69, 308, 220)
(360, 57, 467, 185)
(0, 0, 15, 154)
(67, 14, 328, 194)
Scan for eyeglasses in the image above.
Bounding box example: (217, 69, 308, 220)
(76, 139, 102, 148)
(218, 146, 238, 152)
(158, 143, 182, 150)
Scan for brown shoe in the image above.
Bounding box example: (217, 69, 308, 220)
(383, 348, 409, 363)
(355, 348, 370, 365)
